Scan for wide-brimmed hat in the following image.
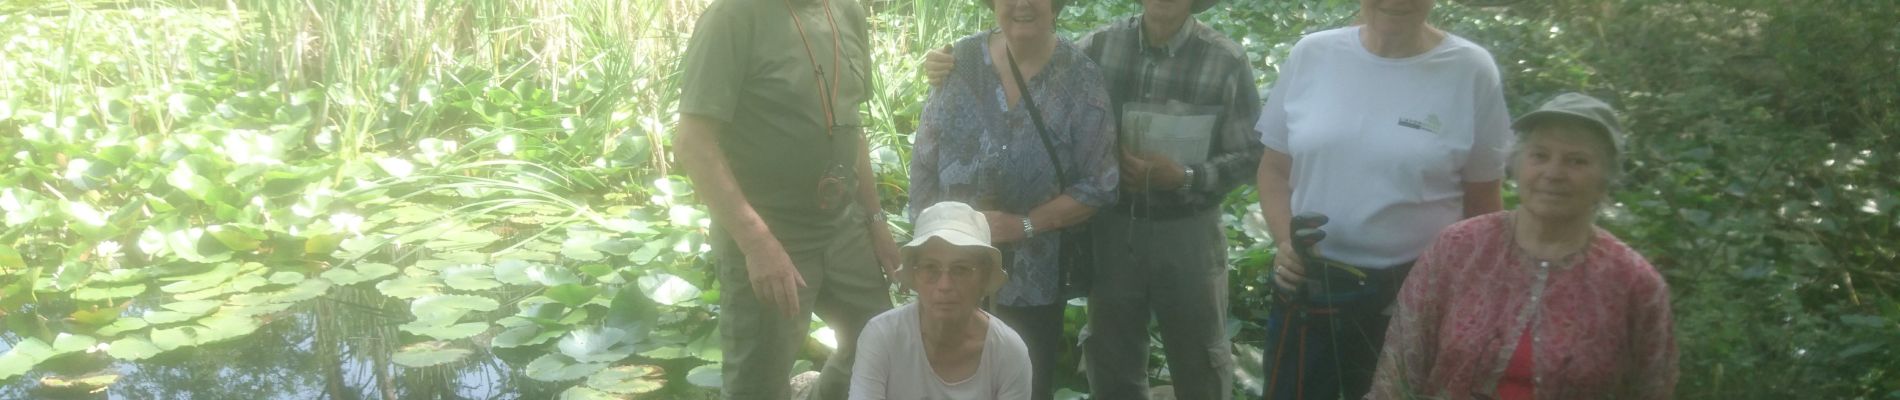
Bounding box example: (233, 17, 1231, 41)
(899, 202, 1007, 296)
(1511, 92, 1626, 157)
(1125, 0, 1221, 14)
(975, 0, 1070, 16)
(1186, 0, 1221, 14)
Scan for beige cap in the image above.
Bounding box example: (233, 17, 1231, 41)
(899, 202, 1007, 296)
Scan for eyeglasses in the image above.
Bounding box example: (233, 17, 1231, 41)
(913, 264, 982, 283)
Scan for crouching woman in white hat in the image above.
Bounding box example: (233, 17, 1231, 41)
(850, 201, 1032, 400)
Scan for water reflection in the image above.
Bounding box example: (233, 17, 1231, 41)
(2, 285, 568, 400)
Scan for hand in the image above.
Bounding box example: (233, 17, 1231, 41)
(983, 211, 1027, 244)
(1271, 242, 1307, 292)
(868, 220, 907, 294)
(1119, 150, 1187, 192)
(1119, 149, 1152, 191)
(742, 242, 807, 318)
(924, 45, 954, 87)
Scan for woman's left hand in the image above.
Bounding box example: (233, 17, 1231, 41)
(984, 211, 1028, 244)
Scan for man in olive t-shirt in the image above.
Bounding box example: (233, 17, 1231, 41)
(672, 0, 898, 398)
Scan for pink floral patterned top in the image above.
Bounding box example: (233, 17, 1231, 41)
(1368, 212, 1677, 400)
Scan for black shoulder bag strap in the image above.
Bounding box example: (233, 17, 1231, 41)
(1006, 47, 1068, 188)
(1007, 45, 1094, 301)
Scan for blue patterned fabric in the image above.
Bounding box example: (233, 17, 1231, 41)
(909, 31, 1119, 307)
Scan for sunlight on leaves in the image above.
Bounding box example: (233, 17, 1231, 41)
(392, 341, 472, 368)
(557, 326, 637, 364)
(526, 353, 608, 382)
(638, 274, 701, 306)
(585, 364, 665, 395)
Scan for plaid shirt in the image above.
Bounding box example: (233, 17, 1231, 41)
(1078, 15, 1263, 217)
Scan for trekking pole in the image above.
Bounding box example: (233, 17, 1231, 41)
(1267, 212, 1328, 398)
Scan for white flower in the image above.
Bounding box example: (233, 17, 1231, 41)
(95, 241, 123, 261)
(329, 213, 366, 236)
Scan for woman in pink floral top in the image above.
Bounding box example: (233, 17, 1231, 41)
(1368, 93, 1677, 400)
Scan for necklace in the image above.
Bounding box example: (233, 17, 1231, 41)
(1509, 211, 1590, 269)
(784, 0, 844, 137)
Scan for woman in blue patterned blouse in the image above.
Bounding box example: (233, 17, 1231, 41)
(905, 0, 1117, 398)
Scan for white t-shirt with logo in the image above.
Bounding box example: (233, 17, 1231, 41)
(848, 303, 1032, 400)
(1255, 26, 1511, 269)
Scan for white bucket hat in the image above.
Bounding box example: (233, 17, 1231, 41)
(899, 202, 1007, 296)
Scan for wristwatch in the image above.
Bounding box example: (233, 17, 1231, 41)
(1179, 165, 1197, 191)
(1021, 216, 1036, 239)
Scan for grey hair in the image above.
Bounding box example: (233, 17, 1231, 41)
(1508, 117, 1625, 193)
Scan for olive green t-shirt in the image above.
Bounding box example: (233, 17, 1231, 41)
(678, 0, 874, 251)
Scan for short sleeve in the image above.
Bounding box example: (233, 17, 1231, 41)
(1462, 58, 1511, 182)
(992, 317, 1034, 398)
(848, 314, 895, 400)
(677, 4, 750, 123)
(1255, 42, 1302, 153)
(1063, 70, 1120, 209)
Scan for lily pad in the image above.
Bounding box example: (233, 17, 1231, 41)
(0, 244, 24, 269)
(410, 294, 500, 323)
(561, 235, 607, 261)
(96, 318, 149, 336)
(527, 264, 582, 286)
(268, 271, 306, 285)
(560, 386, 626, 400)
(443, 264, 502, 291)
(490, 324, 562, 350)
(150, 326, 201, 351)
(591, 239, 641, 256)
(72, 283, 147, 300)
(0, 338, 56, 379)
(638, 274, 702, 306)
(194, 314, 261, 343)
(686, 363, 722, 388)
(159, 262, 240, 293)
(392, 341, 471, 368)
(49, 262, 93, 291)
(229, 278, 331, 305)
(585, 364, 666, 395)
(322, 262, 399, 286)
(398, 321, 490, 341)
(223, 302, 296, 317)
(107, 336, 162, 360)
(142, 310, 196, 325)
(228, 274, 270, 292)
(375, 275, 443, 299)
(493, 259, 538, 285)
(546, 284, 600, 307)
(206, 225, 262, 251)
(557, 327, 638, 364)
(425, 229, 501, 251)
(524, 353, 608, 382)
(52, 333, 99, 353)
(89, 268, 147, 284)
(164, 299, 224, 315)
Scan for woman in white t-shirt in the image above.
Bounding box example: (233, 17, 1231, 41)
(1253, 1, 1511, 399)
(850, 202, 1032, 400)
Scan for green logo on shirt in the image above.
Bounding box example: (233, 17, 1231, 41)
(1398, 114, 1445, 135)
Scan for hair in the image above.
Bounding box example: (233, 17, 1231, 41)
(902, 241, 999, 283)
(1509, 116, 1625, 193)
(977, 0, 1069, 18)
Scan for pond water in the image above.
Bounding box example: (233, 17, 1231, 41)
(0, 285, 716, 400)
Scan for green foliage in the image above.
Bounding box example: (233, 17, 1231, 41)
(0, 0, 1893, 398)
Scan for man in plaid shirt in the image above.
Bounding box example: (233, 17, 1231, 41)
(926, 0, 1260, 397)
